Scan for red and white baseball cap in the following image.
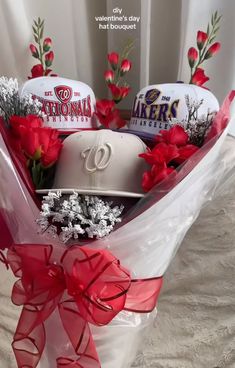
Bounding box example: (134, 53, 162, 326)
(20, 76, 96, 133)
(128, 83, 219, 139)
(37, 130, 148, 198)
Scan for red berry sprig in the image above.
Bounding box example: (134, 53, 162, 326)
(29, 17, 56, 78)
(188, 11, 221, 87)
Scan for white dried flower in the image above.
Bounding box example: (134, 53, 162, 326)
(36, 191, 124, 243)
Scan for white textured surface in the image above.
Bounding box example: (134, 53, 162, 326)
(1, 136, 235, 367)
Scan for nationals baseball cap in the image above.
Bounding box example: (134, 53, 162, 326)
(36, 130, 148, 198)
(20, 76, 96, 133)
(128, 83, 219, 139)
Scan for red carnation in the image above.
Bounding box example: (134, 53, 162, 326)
(45, 51, 54, 67)
(139, 143, 179, 165)
(142, 163, 175, 192)
(9, 114, 43, 137)
(197, 31, 208, 50)
(174, 144, 199, 164)
(156, 125, 189, 146)
(104, 70, 115, 84)
(95, 99, 125, 129)
(204, 42, 221, 59)
(109, 84, 130, 104)
(120, 59, 132, 75)
(108, 52, 119, 70)
(188, 47, 198, 68)
(191, 68, 209, 87)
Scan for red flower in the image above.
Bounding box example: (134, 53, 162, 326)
(197, 31, 208, 50)
(109, 84, 130, 103)
(29, 64, 44, 78)
(108, 52, 119, 70)
(139, 143, 179, 165)
(95, 99, 125, 129)
(45, 51, 54, 67)
(142, 163, 175, 192)
(43, 37, 52, 52)
(104, 70, 114, 84)
(174, 144, 199, 164)
(9, 114, 43, 137)
(188, 47, 198, 68)
(120, 59, 132, 75)
(19, 125, 62, 167)
(191, 68, 209, 87)
(156, 125, 189, 146)
(204, 42, 221, 59)
(29, 44, 39, 58)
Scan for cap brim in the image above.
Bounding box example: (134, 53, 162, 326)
(36, 188, 145, 198)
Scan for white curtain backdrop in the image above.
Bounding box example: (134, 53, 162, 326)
(0, 0, 234, 107)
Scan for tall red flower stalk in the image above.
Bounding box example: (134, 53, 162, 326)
(187, 11, 222, 87)
(29, 17, 56, 79)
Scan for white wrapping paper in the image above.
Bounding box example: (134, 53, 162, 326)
(0, 114, 234, 368)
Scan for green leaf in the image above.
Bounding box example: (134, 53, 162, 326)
(38, 17, 41, 24)
(211, 13, 214, 25)
(39, 26, 44, 39)
(214, 10, 218, 20)
(32, 25, 37, 34)
(213, 26, 220, 34)
(33, 19, 38, 27)
(209, 35, 216, 44)
(215, 15, 222, 25)
(34, 35, 39, 43)
(207, 24, 210, 35)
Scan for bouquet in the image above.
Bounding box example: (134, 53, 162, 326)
(0, 13, 235, 368)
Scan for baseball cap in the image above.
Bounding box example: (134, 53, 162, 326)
(20, 76, 96, 133)
(36, 130, 148, 198)
(128, 83, 219, 139)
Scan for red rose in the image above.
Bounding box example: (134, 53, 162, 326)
(197, 31, 208, 50)
(30, 64, 44, 78)
(29, 44, 39, 58)
(120, 59, 132, 75)
(108, 52, 119, 70)
(45, 51, 54, 67)
(188, 47, 198, 68)
(156, 125, 189, 146)
(174, 144, 199, 164)
(43, 37, 52, 52)
(204, 42, 221, 59)
(191, 68, 209, 87)
(109, 84, 130, 103)
(9, 114, 43, 137)
(104, 70, 115, 84)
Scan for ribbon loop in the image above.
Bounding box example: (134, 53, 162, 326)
(8, 244, 163, 368)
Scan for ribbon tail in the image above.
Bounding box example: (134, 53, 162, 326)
(58, 300, 101, 368)
(12, 304, 46, 368)
(124, 276, 163, 313)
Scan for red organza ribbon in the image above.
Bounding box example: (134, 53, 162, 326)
(8, 244, 163, 368)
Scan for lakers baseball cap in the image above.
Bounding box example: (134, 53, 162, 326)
(36, 130, 148, 198)
(128, 83, 219, 139)
(20, 76, 96, 133)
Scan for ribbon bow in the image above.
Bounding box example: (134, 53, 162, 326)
(8, 244, 163, 368)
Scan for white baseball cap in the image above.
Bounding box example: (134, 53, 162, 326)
(128, 83, 219, 138)
(36, 130, 148, 198)
(20, 76, 96, 133)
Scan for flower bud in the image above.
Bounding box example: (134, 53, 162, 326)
(204, 42, 221, 59)
(120, 59, 132, 75)
(43, 37, 52, 52)
(187, 47, 198, 68)
(29, 44, 39, 58)
(45, 51, 54, 67)
(197, 31, 208, 50)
